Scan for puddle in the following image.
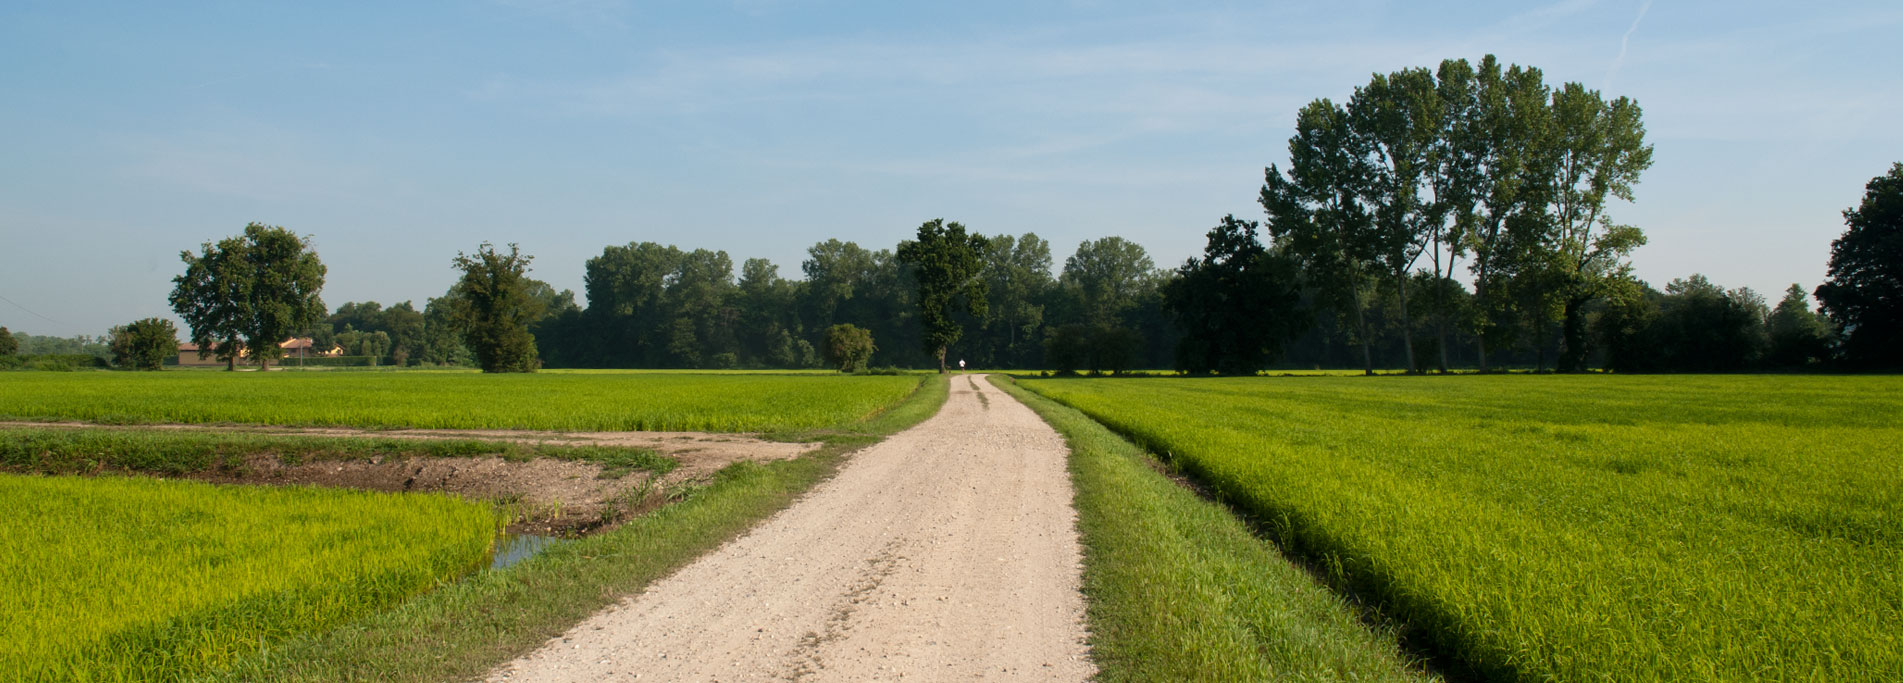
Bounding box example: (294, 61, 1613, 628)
(489, 533, 563, 570)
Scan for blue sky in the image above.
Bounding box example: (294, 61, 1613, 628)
(2, 0, 1897, 337)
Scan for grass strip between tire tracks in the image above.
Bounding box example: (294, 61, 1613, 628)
(990, 374, 1433, 682)
(198, 373, 947, 682)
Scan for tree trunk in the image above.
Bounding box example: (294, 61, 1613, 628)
(1395, 270, 1417, 374)
(1350, 279, 1374, 376)
(936, 346, 946, 374)
(1436, 315, 1451, 374)
(1558, 296, 1590, 373)
(1431, 270, 1446, 374)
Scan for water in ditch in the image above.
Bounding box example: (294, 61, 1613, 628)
(489, 533, 564, 570)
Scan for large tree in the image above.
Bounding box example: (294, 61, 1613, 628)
(1536, 83, 1653, 372)
(1815, 162, 1903, 369)
(1164, 215, 1309, 374)
(450, 242, 543, 373)
(1350, 66, 1444, 373)
(1060, 236, 1156, 328)
(0, 327, 15, 356)
(977, 233, 1054, 368)
(169, 223, 327, 371)
(1460, 57, 1552, 372)
(895, 219, 988, 373)
(1262, 99, 1381, 374)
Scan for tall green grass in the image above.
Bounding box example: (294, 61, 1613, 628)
(0, 474, 500, 681)
(1022, 375, 1903, 681)
(0, 372, 922, 432)
(991, 376, 1430, 682)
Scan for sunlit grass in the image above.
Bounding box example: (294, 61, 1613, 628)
(1021, 374, 1903, 681)
(0, 474, 500, 681)
(0, 372, 923, 432)
(992, 375, 1430, 682)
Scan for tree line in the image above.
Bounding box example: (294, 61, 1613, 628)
(10, 56, 1898, 374)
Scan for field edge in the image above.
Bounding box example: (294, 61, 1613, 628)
(990, 374, 1433, 682)
(202, 373, 950, 682)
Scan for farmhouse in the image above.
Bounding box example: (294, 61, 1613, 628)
(176, 338, 342, 367)
(279, 337, 342, 359)
(175, 342, 225, 367)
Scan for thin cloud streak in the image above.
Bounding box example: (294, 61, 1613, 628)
(1602, 0, 1653, 91)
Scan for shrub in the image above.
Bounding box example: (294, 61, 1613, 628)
(108, 318, 180, 371)
(824, 324, 875, 373)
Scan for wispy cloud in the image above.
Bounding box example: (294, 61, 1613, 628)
(1602, 0, 1653, 91)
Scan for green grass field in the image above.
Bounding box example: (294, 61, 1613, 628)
(1021, 374, 1903, 681)
(0, 372, 923, 432)
(0, 474, 500, 681)
(992, 375, 1430, 682)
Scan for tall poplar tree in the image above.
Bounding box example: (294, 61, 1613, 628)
(1262, 99, 1381, 375)
(1533, 83, 1654, 372)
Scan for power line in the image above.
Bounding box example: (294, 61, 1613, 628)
(0, 293, 64, 326)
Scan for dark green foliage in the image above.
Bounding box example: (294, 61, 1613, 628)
(1767, 284, 1832, 367)
(1263, 56, 1650, 374)
(579, 242, 737, 368)
(1042, 324, 1143, 375)
(0, 354, 109, 371)
(0, 327, 15, 356)
(321, 301, 427, 366)
(896, 219, 988, 372)
(1597, 275, 1767, 372)
(971, 234, 1056, 369)
(1262, 98, 1381, 375)
(419, 295, 474, 366)
(1815, 162, 1903, 369)
(1060, 237, 1157, 329)
(108, 318, 179, 371)
(1164, 216, 1310, 375)
(168, 223, 328, 371)
(823, 323, 876, 373)
(449, 242, 542, 373)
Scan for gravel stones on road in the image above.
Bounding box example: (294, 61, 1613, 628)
(489, 374, 1094, 681)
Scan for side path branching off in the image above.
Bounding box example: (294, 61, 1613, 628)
(199, 374, 948, 682)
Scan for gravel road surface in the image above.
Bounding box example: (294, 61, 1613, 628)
(489, 374, 1093, 682)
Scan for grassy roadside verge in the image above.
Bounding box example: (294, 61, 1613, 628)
(203, 373, 948, 682)
(989, 374, 1432, 682)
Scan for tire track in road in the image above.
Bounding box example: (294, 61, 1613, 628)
(488, 374, 1093, 682)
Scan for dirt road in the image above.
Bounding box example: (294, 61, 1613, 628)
(489, 375, 1094, 681)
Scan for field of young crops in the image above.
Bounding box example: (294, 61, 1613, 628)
(0, 474, 500, 680)
(0, 372, 923, 432)
(1021, 374, 1903, 681)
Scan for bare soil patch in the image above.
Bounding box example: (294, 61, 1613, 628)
(2, 421, 819, 535)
